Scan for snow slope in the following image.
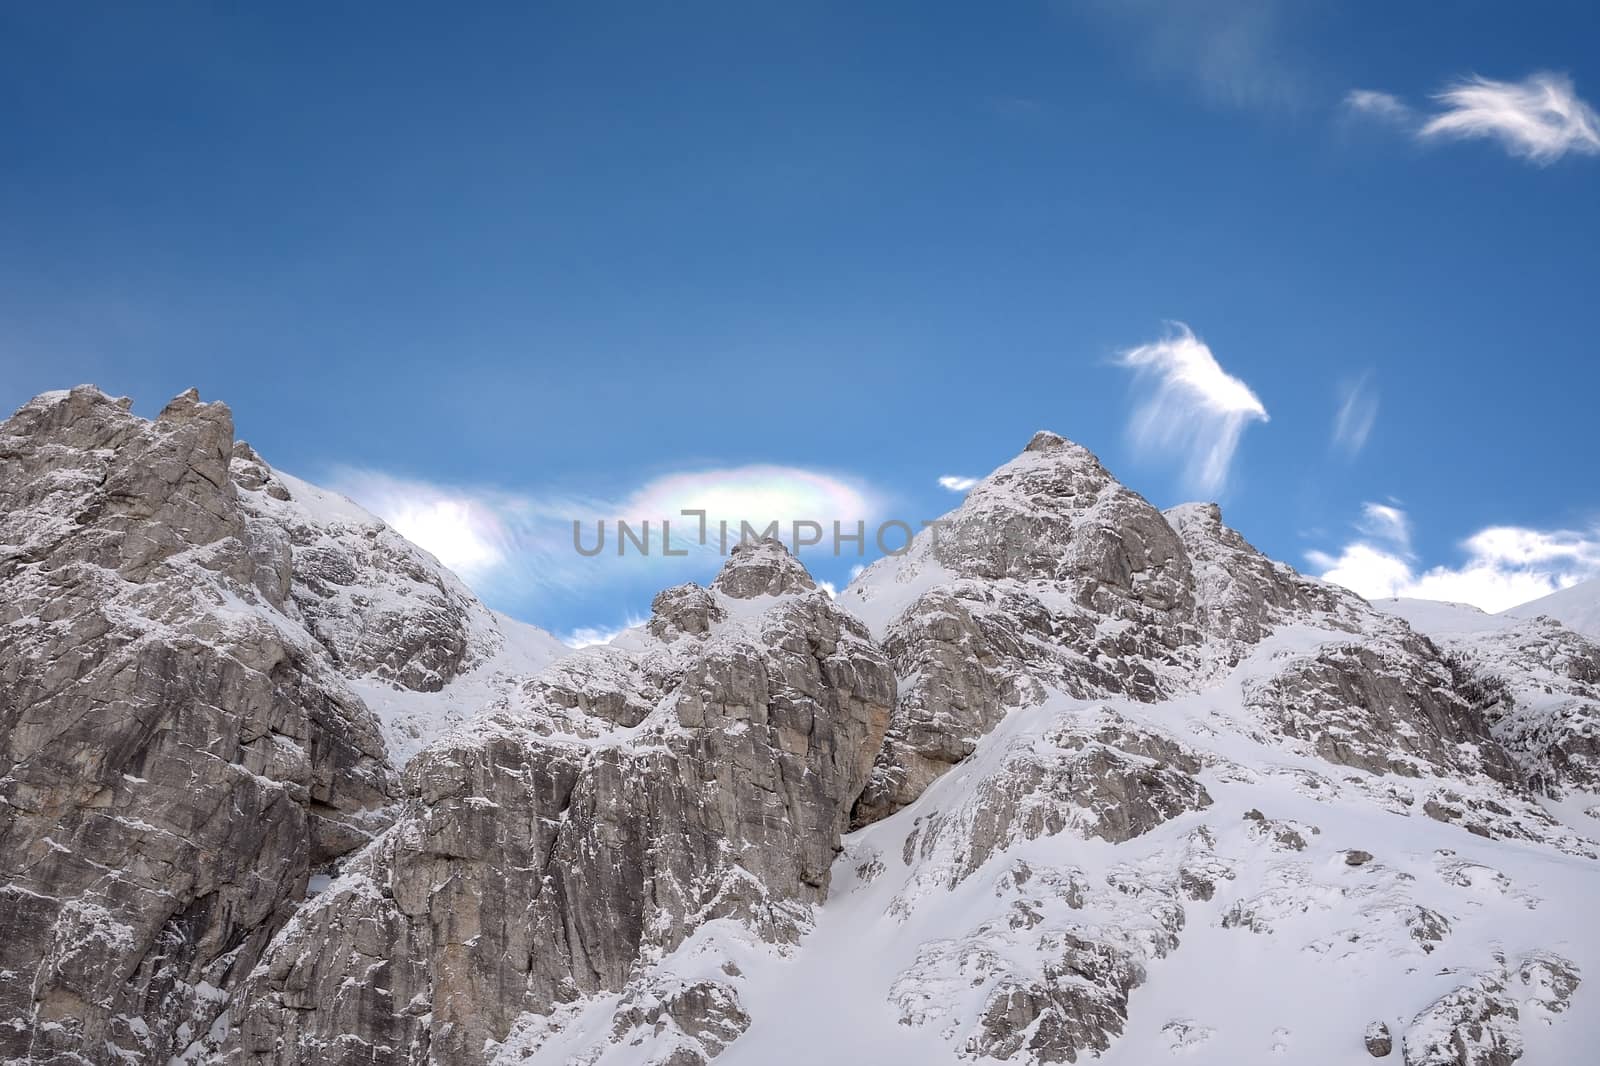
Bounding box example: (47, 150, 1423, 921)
(1504, 578, 1600, 640)
(503, 623, 1600, 1066)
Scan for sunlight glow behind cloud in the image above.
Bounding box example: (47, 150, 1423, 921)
(1116, 322, 1269, 496)
(326, 470, 514, 583)
(328, 463, 886, 604)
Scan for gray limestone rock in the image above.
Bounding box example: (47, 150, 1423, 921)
(0, 387, 397, 1065)
(205, 547, 894, 1065)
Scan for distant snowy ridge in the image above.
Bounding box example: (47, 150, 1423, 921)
(1503, 576, 1600, 640)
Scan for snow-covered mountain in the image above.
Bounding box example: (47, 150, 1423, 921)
(1502, 577, 1600, 641)
(3, 389, 1597, 1066)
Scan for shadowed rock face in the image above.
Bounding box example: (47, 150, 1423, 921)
(207, 548, 894, 1065)
(1246, 640, 1519, 783)
(0, 387, 397, 1064)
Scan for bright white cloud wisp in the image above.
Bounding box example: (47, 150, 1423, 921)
(1422, 73, 1600, 163)
(1116, 323, 1269, 496)
(938, 475, 979, 492)
(1308, 504, 1600, 612)
(1346, 72, 1600, 165)
(1358, 501, 1410, 549)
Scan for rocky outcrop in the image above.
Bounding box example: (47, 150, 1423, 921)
(844, 433, 1208, 825)
(1245, 639, 1518, 782)
(204, 545, 894, 1065)
(899, 708, 1212, 891)
(1165, 501, 1365, 648)
(1367, 1020, 1395, 1057)
(1442, 618, 1600, 797)
(1402, 952, 1581, 1066)
(0, 387, 397, 1064)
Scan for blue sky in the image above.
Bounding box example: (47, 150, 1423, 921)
(4, 2, 1598, 641)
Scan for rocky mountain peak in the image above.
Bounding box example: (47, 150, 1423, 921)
(710, 535, 818, 599)
(1023, 428, 1069, 451)
(924, 430, 1193, 619)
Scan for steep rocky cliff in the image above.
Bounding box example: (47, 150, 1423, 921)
(3, 393, 1597, 1066)
(0, 387, 559, 1064)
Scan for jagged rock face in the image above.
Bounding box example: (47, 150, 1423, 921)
(930, 432, 1195, 617)
(1437, 617, 1600, 797)
(1401, 952, 1581, 1066)
(0, 388, 396, 1065)
(608, 978, 752, 1065)
(899, 708, 1212, 890)
(208, 547, 894, 1065)
(1165, 502, 1365, 647)
(845, 434, 1212, 826)
(1245, 638, 1518, 783)
(230, 443, 489, 694)
(845, 437, 1432, 828)
(972, 931, 1146, 1064)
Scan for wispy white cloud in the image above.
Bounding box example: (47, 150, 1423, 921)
(1332, 374, 1379, 458)
(1343, 89, 1413, 126)
(326, 463, 888, 602)
(1308, 504, 1600, 612)
(1357, 501, 1410, 549)
(1116, 322, 1269, 496)
(1422, 73, 1600, 163)
(1346, 72, 1600, 165)
(938, 475, 979, 492)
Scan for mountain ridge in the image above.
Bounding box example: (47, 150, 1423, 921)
(2, 386, 1597, 1066)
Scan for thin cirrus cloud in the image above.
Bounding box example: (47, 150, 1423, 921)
(1345, 72, 1600, 164)
(1307, 502, 1600, 612)
(937, 475, 979, 492)
(1070, 0, 1308, 112)
(324, 462, 887, 605)
(1332, 374, 1379, 458)
(1115, 322, 1269, 497)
